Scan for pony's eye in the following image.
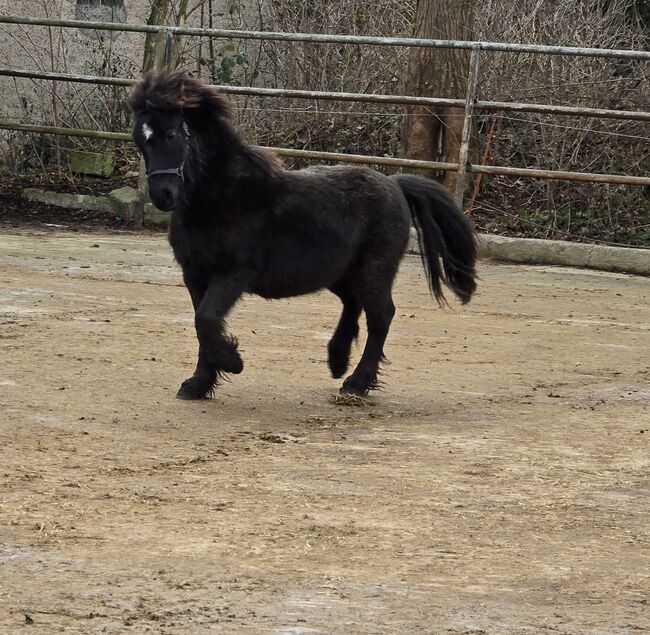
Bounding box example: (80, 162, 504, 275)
(165, 130, 177, 141)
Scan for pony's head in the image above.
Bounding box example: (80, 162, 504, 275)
(129, 72, 231, 211)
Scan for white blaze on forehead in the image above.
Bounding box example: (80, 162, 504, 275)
(142, 123, 154, 141)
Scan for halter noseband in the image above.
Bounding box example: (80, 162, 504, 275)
(146, 164, 185, 182)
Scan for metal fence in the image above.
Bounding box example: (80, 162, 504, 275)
(0, 13, 649, 208)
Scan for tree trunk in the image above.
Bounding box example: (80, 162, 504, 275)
(401, 0, 476, 194)
(142, 0, 171, 73)
(142, 0, 193, 73)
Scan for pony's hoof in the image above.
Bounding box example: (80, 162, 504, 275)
(176, 377, 213, 400)
(328, 358, 348, 379)
(205, 336, 244, 374)
(339, 378, 369, 398)
(328, 343, 349, 379)
(206, 350, 243, 374)
(223, 356, 243, 375)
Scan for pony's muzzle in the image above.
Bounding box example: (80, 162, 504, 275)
(148, 177, 180, 211)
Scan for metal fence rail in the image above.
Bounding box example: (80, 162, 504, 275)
(3, 120, 647, 187)
(2, 68, 648, 123)
(1, 14, 649, 60)
(0, 14, 649, 200)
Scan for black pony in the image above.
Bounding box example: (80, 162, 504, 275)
(130, 72, 477, 399)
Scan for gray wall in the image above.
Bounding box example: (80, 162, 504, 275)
(0, 0, 238, 133)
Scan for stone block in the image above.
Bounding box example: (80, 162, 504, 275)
(22, 187, 114, 213)
(479, 234, 650, 276)
(144, 202, 170, 228)
(68, 150, 116, 177)
(108, 186, 140, 221)
(408, 228, 649, 276)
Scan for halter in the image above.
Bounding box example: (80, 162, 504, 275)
(146, 163, 185, 182)
(145, 122, 191, 183)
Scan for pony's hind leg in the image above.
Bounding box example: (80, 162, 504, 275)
(341, 288, 396, 397)
(328, 281, 362, 379)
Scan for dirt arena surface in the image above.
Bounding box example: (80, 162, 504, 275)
(0, 228, 648, 634)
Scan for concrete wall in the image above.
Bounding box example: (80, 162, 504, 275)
(0, 0, 242, 133)
(0, 2, 141, 126)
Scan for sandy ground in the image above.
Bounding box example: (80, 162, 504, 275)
(0, 228, 648, 634)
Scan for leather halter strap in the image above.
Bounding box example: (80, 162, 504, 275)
(146, 164, 185, 181)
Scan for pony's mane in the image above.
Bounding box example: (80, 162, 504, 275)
(242, 146, 284, 178)
(129, 71, 231, 119)
(131, 72, 283, 177)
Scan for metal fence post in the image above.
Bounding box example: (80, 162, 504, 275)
(153, 29, 175, 72)
(454, 46, 481, 210)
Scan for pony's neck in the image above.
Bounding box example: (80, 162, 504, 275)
(185, 118, 281, 214)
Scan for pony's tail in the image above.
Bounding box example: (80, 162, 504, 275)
(393, 174, 478, 306)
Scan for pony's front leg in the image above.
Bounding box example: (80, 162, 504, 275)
(177, 273, 214, 399)
(177, 274, 244, 400)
